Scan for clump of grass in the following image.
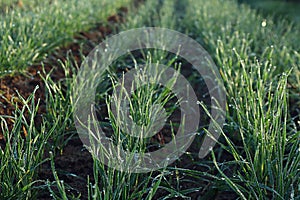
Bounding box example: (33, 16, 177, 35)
(182, 0, 299, 198)
(0, 87, 51, 199)
(85, 55, 182, 199)
(122, 0, 160, 29)
(123, 0, 176, 29)
(41, 52, 79, 154)
(240, 0, 300, 23)
(0, 0, 131, 76)
(52, 47, 183, 198)
(86, 152, 166, 200)
(0, 0, 53, 13)
(205, 53, 299, 199)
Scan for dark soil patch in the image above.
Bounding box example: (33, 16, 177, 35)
(38, 139, 94, 199)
